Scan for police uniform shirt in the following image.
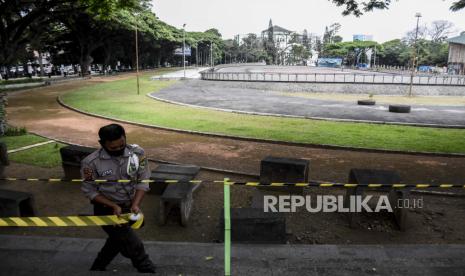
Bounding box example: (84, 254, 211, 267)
(80, 144, 150, 204)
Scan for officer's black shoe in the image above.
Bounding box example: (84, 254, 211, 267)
(90, 266, 106, 271)
(90, 262, 107, 271)
(137, 265, 156, 273)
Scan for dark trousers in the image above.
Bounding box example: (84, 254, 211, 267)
(92, 203, 154, 271)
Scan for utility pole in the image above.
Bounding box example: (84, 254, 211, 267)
(183, 23, 186, 79)
(373, 45, 377, 68)
(196, 46, 198, 67)
(210, 41, 213, 67)
(409, 13, 421, 97)
(135, 17, 140, 95)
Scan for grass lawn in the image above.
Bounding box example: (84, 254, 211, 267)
(61, 71, 465, 154)
(1, 134, 48, 150)
(1, 134, 66, 167)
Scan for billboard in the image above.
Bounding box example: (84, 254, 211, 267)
(353, 34, 373, 42)
(174, 46, 191, 56)
(317, 58, 343, 68)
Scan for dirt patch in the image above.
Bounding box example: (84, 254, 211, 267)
(415, 160, 448, 166)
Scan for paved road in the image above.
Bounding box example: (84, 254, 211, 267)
(1, 235, 464, 275)
(152, 80, 465, 127)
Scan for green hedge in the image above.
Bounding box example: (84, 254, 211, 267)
(0, 78, 44, 85)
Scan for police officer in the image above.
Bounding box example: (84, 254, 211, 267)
(81, 124, 155, 273)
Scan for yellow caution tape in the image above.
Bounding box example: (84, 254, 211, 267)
(0, 178, 464, 188)
(0, 214, 132, 227)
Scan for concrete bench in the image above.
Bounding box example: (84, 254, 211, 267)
(259, 156, 310, 194)
(219, 207, 286, 244)
(151, 164, 200, 226)
(0, 189, 36, 217)
(59, 145, 96, 179)
(0, 142, 8, 179)
(345, 169, 409, 231)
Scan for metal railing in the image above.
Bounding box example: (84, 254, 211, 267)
(200, 72, 465, 86)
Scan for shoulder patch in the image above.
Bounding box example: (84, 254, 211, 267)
(139, 156, 147, 171)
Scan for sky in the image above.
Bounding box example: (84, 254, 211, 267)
(151, 0, 465, 43)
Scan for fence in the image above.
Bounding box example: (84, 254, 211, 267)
(201, 71, 465, 86)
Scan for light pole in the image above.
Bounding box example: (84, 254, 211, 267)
(182, 23, 186, 79)
(408, 12, 422, 97)
(135, 15, 140, 95)
(210, 41, 213, 67)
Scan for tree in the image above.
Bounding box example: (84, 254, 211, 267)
(264, 19, 277, 64)
(404, 25, 428, 45)
(302, 29, 309, 50)
(0, 0, 144, 76)
(450, 0, 465, 11)
(428, 20, 455, 42)
(333, 35, 343, 43)
(377, 39, 410, 66)
(323, 40, 379, 65)
(0, 1, 56, 76)
(328, 0, 465, 16)
(289, 44, 310, 65)
(289, 33, 301, 44)
(323, 23, 341, 45)
(315, 37, 323, 53)
(322, 23, 342, 55)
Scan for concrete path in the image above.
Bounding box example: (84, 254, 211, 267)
(1, 235, 464, 275)
(151, 80, 465, 127)
(150, 67, 209, 80)
(7, 140, 55, 154)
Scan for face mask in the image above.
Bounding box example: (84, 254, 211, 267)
(101, 144, 126, 157)
(106, 147, 126, 157)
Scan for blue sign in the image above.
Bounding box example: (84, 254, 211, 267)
(317, 58, 343, 68)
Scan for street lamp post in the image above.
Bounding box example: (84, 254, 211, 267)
(409, 12, 422, 97)
(135, 16, 140, 95)
(210, 41, 213, 67)
(183, 23, 186, 79)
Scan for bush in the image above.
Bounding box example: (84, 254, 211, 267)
(4, 126, 27, 136)
(0, 78, 43, 85)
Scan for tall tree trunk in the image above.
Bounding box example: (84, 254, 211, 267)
(38, 51, 44, 76)
(79, 44, 93, 76)
(23, 61, 30, 78)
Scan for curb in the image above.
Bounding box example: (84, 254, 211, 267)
(56, 96, 465, 158)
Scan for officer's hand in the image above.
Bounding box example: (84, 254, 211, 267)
(131, 205, 140, 214)
(113, 205, 122, 217)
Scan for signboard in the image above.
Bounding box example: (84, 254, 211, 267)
(317, 58, 343, 68)
(174, 46, 191, 56)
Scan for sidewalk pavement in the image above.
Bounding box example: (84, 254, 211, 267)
(0, 235, 464, 275)
(150, 67, 209, 80)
